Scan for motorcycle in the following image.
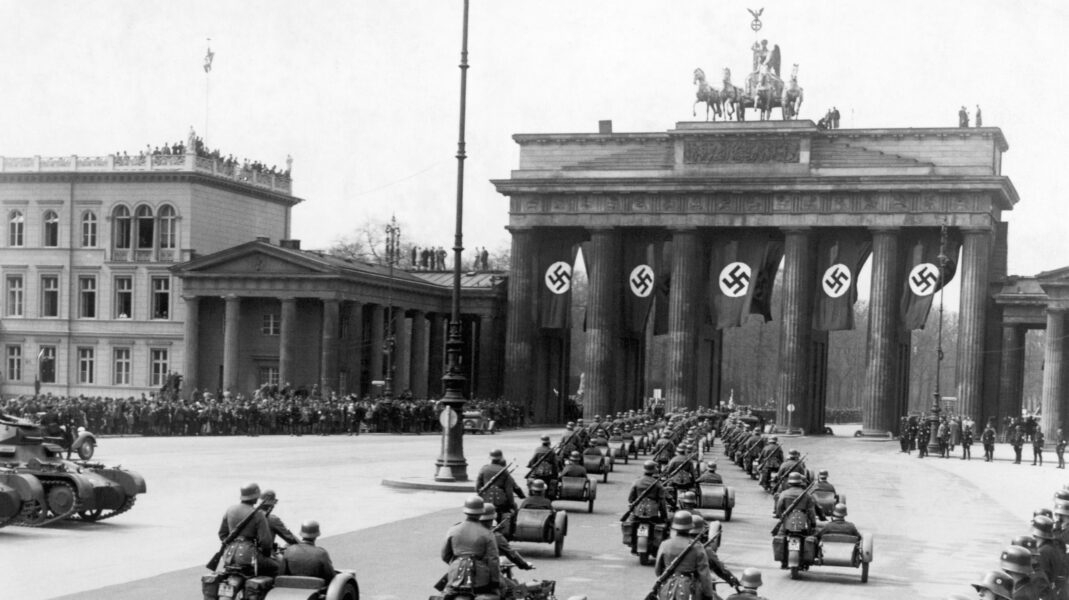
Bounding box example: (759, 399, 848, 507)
(430, 560, 557, 600)
(203, 545, 359, 600)
(41, 424, 97, 460)
(621, 514, 666, 566)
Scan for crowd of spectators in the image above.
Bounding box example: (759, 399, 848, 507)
(111, 130, 291, 180)
(0, 388, 526, 438)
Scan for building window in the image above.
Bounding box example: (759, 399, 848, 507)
(8, 210, 23, 247)
(42, 210, 59, 247)
(113, 205, 131, 249)
(262, 313, 280, 336)
(78, 347, 95, 384)
(151, 277, 170, 319)
(5, 275, 23, 316)
(41, 275, 59, 317)
(39, 345, 56, 383)
(5, 345, 21, 381)
(259, 366, 280, 387)
(150, 348, 169, 386)
(113, 348, 131, 385)
(135, 205, 154, 249)
(159, 205, 177, 249)
(79, 276, 97, 318)
(114, 276, 133, 319)
(81, 211, 97, 247)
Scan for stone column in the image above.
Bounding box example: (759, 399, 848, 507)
(955, 229, 992, 423)
(278, 297, 297, 387)
(393, 310, 410, 393)
(861, 228, 899, 435)
(428, 312, 445, 397)
(1042, 310, 1068, 440)
(504, 228, 536, 410)
(347, 301, 365, 394)
(666, 228, 702, 410)
(182, 296, 199, 398)
(583, 228, 621, 417)
(223, 294, 241, 393)
(369, 304, 385, 383)
(477, 314, 496, 398)
(410, 310, 428, 397)
(998, 324, 1025, 427)
(320, 299, 340, 394)
(777, 228, 816, 433)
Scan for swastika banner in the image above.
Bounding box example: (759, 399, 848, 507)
(899, 229, 961, 330)
(622, 242, 657, 336)
(652, 241, 671, 336)
(537, 238, 578, 329)
(812, 231, 872, 331)
(707, 232, 779, 330)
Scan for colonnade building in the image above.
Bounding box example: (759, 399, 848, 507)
(493, 120, 1021, 435)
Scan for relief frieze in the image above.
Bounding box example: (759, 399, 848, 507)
(683, 138, 800, 164)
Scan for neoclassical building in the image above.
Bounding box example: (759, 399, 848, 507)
(0, 152, 298, 398)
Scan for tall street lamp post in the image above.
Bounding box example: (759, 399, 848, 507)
(925, 224, 950, 456)
(384, 216, 401, 399)
(435, 0, 471, 482)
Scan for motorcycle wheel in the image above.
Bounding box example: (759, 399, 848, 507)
(639, 552, 652, 566)
(724, 507, 732, 522)
(790, 567, 800, 580)
(861, 561, 869, 583)
(77, 440, 95, 460)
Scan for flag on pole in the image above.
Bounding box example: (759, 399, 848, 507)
(204, 45, 215, 73)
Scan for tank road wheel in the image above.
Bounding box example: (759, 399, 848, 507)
(77, 440, 96, 460)
(46, 484, 76, 516)
(861, 561, 869, 583)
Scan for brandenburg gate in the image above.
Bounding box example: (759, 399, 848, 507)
(493, 120, 1017, 435)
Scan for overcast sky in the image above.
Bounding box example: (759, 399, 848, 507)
(1, 0, 1064, 277)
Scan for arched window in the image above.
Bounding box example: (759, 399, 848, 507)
(8, 210, 23, 247)
(158, 205, 177, 249)
(42, 210, 59, 247)
(135, 205, 154, 249)
(112, 205, 131, 249)
(81, 211, 97, 247)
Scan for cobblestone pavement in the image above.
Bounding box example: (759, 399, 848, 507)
(6, 425, 1064, 599)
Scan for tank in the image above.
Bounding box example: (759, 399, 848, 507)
(0, 413, 145, 524)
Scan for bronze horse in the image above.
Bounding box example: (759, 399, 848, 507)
(781, 64, 804, 120)
(720, 68, 745, 121)
(693, 68, 723, 121)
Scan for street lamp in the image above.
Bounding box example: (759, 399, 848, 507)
(384, 215, 401, 400)
(435, 0, 471, 482)
(925, 224, 950, 456)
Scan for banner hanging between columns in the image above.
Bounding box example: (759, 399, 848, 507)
(813, 231, 872, 331)
(707, 231, 782, 330)
(536, 238, 578, 329)
(899, 229, 962, 330)
(621, 241, 657, 336)
(652, 240, 671, 336)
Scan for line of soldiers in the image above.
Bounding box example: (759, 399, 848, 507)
(953, 484, 1069, 600)
(900, 414, 1067, 467)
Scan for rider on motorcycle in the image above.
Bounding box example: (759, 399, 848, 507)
(527, 435, 561, 480)
(560, 451, 589, 478)
(260, 489, 300, 547)
(281, 520, 335, 581)
(817, 503, 860, 541)
(628, 461, 669, 524)
(724, 568, 770, 599)
(217, 482, 278, 576)
(441, 496, 500, 599)
(813, 470, 837, 499)
(476, 449, 526, 527)
(774, 473, 820, 533)
(690, 515, 741, 591)
(518, 479, 554, 511)
(654, 511, 715, 600)
(696, 461, 723, 485)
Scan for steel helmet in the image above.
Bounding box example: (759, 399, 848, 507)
(689, 514, 707, 536)
(240, 482, 261, 502)
(788, 449, 800, 459)
(1034, 508, 1053, 519)
(1054, 501, 1069, 518)
(643, 460, 658, 474)
(299, 520, 321, 540)
(739, 568, 763, 589)
(1011, 535, 1039, 556)
(540, 435, 551, 443)
(787, 472, 804, 486)
(490, 449, 504, 459)
(463, 495, 485, 516)
(676, 446, 686, 454)
(480, 504, 497, 522)
(832, 503, 847, 518)
(999, 546, 1034, 575)
(566, 422, 575, 430)
(570, 451, 582, 462)
(260, 489, 278, 505)
(671, 510, 694, 532)
(971, 569, 1013, 600)
(770, 436, 778, 443)
(679, 491, 697, 507)
(529, 479, 547, 494)
(1031, 515, 1056, 540)
(705, 461, 717, 472)
(818, 469, 829, 479)
(1056, 489, 1069, 502)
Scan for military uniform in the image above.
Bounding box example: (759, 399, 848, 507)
(1057, 432, 1067, 469)
(628, 473, 668, 522)
(517, 494, 554, 511)
(475, 461, 525, 517)
(441, 519, 500, 596)
(775, 485, 819, 533)
(282, 541, 334, 581)
(817, 517, 860, 540)
(982, 426, 997, 462)
(1012, 429, 1026, 464)
(217, 501, 276, 575)
(1033, 431, 1046, 466)
(654, 535, 714, 599)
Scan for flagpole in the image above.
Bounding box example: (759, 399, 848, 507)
(204, 38, 212, 144)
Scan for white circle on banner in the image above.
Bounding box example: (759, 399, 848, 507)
(908, 263, 940, 296)
(718, 262, 751, 298)
(629, 264, 655, 298)
(544, 261, 572, 295)
(821, 263, 852, 298)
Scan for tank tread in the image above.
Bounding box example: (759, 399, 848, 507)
(14, 480, 81, 526)
(71, 494, 137, 522)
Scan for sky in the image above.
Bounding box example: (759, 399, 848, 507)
(0, 0, 1065, 277)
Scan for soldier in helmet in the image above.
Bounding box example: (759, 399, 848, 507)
(654, 511, 714, 600)
(665, 446, 697, 505)
(627, 460, 669, 524)
(696, 461, 723, 485)
(814, 470, 837, 499)
(1031, 515, 1067, 596)
(971, 570, 1014, 600)
(441, 496, 500, 599)
(259, 489, 300, 547)
(1012, 426, 1026, 465)
(475, 449, 525, 527)
(724, 568, 770, 599)
(982, 422, 997, 462)
(1000, 545, 1042, 600)
(817, 503, 860, 542)
(773, 449, 806, 493)
(481, 504, 533, 570)
(1056, 428, 1067, 469)
(217, 482, 277, 575)
(1010, 535, 1050, 595)
(560, 451, 589, 478)
(561, 422, 582, 456)
(281, 520, 335, 582)
(677, 490, 698, 513)
(774, 473, 819, 533)
(690, 515, 741, 592)
(527, 434, 561, 495)
(518, 479, 554, 511)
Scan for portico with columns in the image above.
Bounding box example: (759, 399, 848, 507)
(494, 120, 1018, 433)
(172, 238, 506, 399)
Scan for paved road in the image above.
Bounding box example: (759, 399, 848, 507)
(5, 426, 1064, 599)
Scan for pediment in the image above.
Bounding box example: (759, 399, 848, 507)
(210, 253, 322, 275)
(174, 241, 334, 276)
